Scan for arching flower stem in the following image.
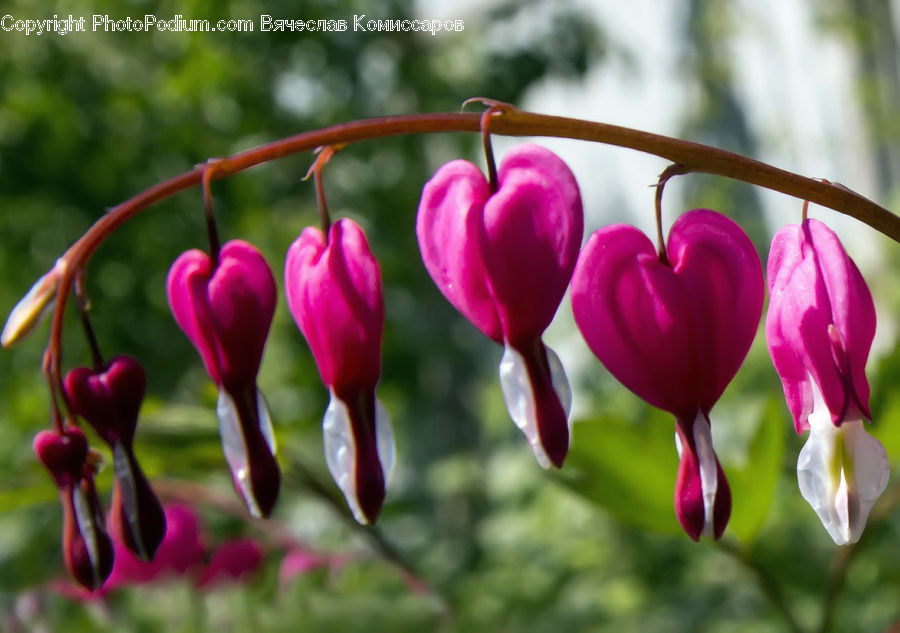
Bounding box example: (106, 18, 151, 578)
(18, 105, 900, 412)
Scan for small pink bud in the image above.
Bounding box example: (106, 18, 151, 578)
(285, 219, 394, 524)
(167, 240, 280, 518)
(416, 144, 583, 468)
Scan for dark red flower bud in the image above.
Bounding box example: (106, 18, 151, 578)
(34, 427, 115, 591)
(64, 357, 166, 561)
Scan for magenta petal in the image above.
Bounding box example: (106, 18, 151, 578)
(167, 240, 276, 390)
(166, 248, 221, 382)
(64, 356, 146, 446)
(106, 503, 206, 588)
(416, 159, 502, 342)
(34, 427, 89, 488)
(285, 219, 384, 393)
(480, 144, 584, 345)
(571, 209, 763, 420)
(766, 220, 875, 430)
(207, 242, 278, 389)
(572, 224, 696, 417)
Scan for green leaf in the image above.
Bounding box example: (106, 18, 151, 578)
(556, 412, 682, 536)
(722, 398, 786, 544)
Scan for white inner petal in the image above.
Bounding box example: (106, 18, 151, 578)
(72, 485, 101, 587)
(498, 343, 572, 469)
(217, 389, 269, 518)
(113, 442, 146, 559)
(796, 377, 890, 545)
(692, 412, 719, 539)
(257, 390, 277, 454)
(375, 398, 396, 484)
(323, 391, 395, 525)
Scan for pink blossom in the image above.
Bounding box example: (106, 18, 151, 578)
(766, 219, 888, 544)
(571, 209, 764, 540)
(64, 356, 166, 561)
(285, 219, 394, 525)
(34, 427, 115, 590)
(167, 240, 280, 518)
(416, 144, 583, 468)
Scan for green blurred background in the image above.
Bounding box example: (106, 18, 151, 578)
(1, 0, 900, 631)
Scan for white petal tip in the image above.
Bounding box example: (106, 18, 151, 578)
(498, 343, 572, 469)
(323, 391, 395, 524)
(797, 419, 889, 545)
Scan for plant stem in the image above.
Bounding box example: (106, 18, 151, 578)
(36, 106, 900, 428)
(717, 539, 806, 633)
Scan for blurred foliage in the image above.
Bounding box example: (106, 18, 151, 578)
(1, 0, 899, 632)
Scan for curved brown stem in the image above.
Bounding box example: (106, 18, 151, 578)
(24, 107, 900, 414)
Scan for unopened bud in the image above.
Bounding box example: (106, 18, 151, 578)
(2, 259, 65, 348)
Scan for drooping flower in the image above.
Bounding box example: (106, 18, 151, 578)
(766, 218, 889, 545)
(167, 240, 280, 518)
(57, 502, 264, 599)
(416, 144, 583, 468)
(105, 503, 207, 588)
(64, 355, 166, 562)
(571, 209, 764, 540)
(196, 538, 263, 588)
(34, 427, 115, 590)
(285, 218, 395, 524)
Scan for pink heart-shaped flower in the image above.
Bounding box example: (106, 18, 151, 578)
(285, 219, 384, 395)
(285, 219, 393, 524)
(416, 144, 583, 469)
(416, 143, 583, 346)
(571, 209, 763, 540)
(64, 356, 145, 446)
(571, 209, 763, 421)
(167, 240, 276, 391)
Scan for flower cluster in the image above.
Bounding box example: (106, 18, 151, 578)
(13, 138, 896, 593)
(34, 352, 168, 591)
(55, 503, 269, 600)
(416, 146, 889, 544)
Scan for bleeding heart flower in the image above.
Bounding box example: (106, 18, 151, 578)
(766, 218, 888, 545)
(416, 143, 583, 468)
(104, 503, 207, 590)
(64, 356, 166, 561)
(34, 427, 115, 590)
(285, 218, 395, 525)
(571, 209, 764, 540)
(167, 240, 280, 518)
